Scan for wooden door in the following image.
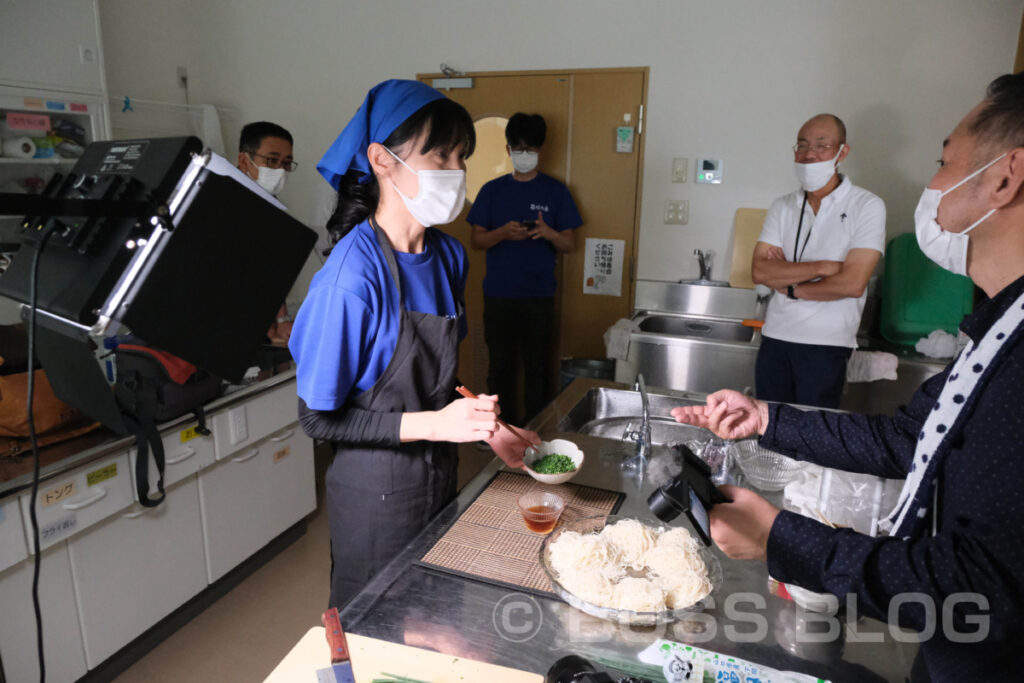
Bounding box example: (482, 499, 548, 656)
(562, 70, 647, 359)
(418, 69, 647, 395)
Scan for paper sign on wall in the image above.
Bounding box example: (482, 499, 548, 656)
(583, 238, 624, 297)
(616, 126, 634, 153)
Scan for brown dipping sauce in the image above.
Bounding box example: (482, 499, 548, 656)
(523, 505, 559, 533)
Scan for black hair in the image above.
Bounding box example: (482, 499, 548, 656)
(326, 97, 475, 247)
(970, 72, 1024, 157)
(505, 113, 546, 148)
(238, 121, 293, 154)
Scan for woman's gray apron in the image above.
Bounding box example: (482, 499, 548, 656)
(326, 219, 462, 608)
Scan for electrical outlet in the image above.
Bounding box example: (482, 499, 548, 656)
(665, 200, 689, 225)
(176, 66, 189, 89)
(79, 45, 97, 64)
(228, 406, 248, 445)
(672, 157, 688, 183)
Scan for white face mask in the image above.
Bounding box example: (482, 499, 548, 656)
(913, 152, 1006, 276)
(385, 147, 466, 227)
(255, 164, 287, 196)
(510, 150, 539, 174)
(793, 144, 845, 192)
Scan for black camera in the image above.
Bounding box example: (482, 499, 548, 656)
(546, 655, 653, 683)
(646, 444, 731, 546)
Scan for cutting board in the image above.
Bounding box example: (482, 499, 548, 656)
(264, 627, 544, 683)
(728, 208, 768, 289)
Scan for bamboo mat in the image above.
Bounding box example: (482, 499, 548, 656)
(416, 471, 624, 596)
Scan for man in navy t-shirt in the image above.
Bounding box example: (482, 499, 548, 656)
(467, 113, 582, 423)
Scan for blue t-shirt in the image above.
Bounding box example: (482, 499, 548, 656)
(289, 220, 468, 411)
(466, 173, 582, 298)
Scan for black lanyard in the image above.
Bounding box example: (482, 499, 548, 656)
(792, 193, 813, 263)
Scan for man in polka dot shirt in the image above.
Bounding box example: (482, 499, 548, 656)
(674, 72, 1024, 682)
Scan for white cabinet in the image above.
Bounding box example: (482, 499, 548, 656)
(0, 496, 27, 573)
(198, 424, 315, 582)
(19, 451, 134, 553)
(0, 544, 89, 683)
(211, 380, 298, 460)
(129, 422, 216, 501)
(67, 476, 207, 668)
(0, 0, 106, 94)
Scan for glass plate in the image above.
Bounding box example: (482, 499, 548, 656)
(539, 514, 723, 625)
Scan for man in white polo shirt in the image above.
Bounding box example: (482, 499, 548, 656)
(751, 113, 886, 408)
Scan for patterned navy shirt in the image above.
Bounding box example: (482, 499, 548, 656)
(761, 272, 1024, 682)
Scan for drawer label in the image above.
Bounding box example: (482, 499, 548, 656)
(40, 481, 77, 508)
(40, 514, 78, 543)
(273, 446, 291, 462)
(86, 463, 118, 487)
(180, 426, 201, 443)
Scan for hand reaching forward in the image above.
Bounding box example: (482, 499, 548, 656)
(670, 389, 769, 440)
(487, 422, 541, 469)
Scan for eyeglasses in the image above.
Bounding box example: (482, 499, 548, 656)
(509, 146, 539, 154)
(792, 142, 837, 155)
(249, 152, 298, 172)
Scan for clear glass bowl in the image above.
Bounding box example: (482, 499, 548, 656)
(731, 439, 806, 491)
(539, 514, 722, 625)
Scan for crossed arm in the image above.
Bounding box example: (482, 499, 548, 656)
(751, 241, 880, 301)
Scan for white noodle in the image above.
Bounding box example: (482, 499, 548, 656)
(548, 520, 711, 613)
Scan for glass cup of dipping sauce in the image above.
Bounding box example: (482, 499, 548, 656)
(518, 491, 566, 534)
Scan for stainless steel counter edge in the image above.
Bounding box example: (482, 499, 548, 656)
(0, 369, 298, 499)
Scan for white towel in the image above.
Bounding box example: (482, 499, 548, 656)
(846, 350, 898, 383)
(914, 329, 958, 359)
(603, 318, 640, 360)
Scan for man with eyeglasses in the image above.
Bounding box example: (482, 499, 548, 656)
(237, 121, 298, 342)
(751, 113, 886, 408)
(237, 121, 297, 197)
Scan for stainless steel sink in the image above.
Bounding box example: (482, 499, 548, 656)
(637, 314, 755, 342)
(575, 415, 708, 445)
(555, 386, 707, 444)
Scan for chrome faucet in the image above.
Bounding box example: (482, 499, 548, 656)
(694, 249, 712, 281)
(622, 373, 652, 473)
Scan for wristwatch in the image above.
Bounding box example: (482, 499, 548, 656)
(787, 285, 797, 300)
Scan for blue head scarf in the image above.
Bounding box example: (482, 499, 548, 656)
(317, 79, 446, 190)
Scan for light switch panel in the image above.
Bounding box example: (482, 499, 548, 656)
(672, 157, 688, 183)
(664, 200, 689, 225)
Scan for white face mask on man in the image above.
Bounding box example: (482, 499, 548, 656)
(385, 147, 466, 227)
(254, 165, 287, 196)
(510, 150, 539, 174)
(913, 152, 1006, 276)
(793, 144, 845, 192)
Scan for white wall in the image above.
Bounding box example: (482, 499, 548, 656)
(98, 0, 1022, 285)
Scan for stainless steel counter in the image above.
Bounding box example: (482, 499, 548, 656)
(0, 368, 298, 498)
(339, 378, 918, 682)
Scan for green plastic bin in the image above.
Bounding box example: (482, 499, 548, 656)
(880, 233, 974, 346)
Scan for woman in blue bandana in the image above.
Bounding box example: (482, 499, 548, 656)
(289, 80, 539, 607)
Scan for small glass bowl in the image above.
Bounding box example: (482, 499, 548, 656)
(731, 439, 806, 491)
(517, 491, 566, 534)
